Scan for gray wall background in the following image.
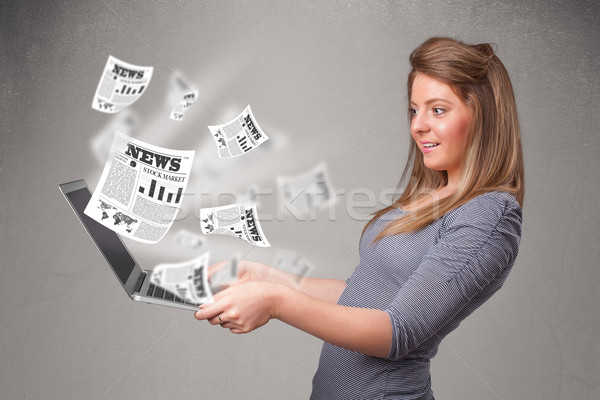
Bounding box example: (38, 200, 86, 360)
(1, 1, 599, 399)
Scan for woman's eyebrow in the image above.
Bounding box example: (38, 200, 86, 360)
(424, 98, 452, 105)
(409, 98, 452, 107)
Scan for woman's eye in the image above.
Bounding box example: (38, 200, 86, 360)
(409, 108, 418, 116)
(433, 107, 445, 115)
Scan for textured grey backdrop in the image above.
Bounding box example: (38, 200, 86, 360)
(1, 1, 599, 399)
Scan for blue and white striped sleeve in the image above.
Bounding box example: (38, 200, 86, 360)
(386, 192, 522, 361)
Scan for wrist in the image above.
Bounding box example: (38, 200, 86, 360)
(262, 264, 279, 284)
(264, 265, 297, 288)
(270, 283, 291, 320)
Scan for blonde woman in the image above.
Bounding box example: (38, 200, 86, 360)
(195, 37, 524, 400)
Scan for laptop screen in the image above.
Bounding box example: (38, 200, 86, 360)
(65, 187, 137, 285)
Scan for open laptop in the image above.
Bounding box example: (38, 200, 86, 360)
(59, 179, 201, 311)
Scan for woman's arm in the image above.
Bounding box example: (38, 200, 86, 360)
(276, 284, 392, 358)
(282, 275, 348, 304)
(194, 281, 392, 358)
(217, 260, 347, 304)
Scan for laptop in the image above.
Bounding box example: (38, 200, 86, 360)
(59, 179, 201, 311)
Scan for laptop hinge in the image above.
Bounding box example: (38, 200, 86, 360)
(134, 271, 146, 293)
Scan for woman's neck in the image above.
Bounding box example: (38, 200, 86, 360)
(402, 185, 456, 212)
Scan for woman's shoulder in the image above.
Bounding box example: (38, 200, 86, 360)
(464, 190, 520, 210)
(442, 191, 522, 231)
(434, 191, 523, 271)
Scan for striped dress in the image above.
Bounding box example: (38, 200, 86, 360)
(310, 191, 522, 400)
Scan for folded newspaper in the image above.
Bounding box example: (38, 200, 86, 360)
(165, 70, 193, 108)
(200, 203, 271, 247)
(174, 228, 205, 250)
(170, 90, 199, 121)
(277, 162, 336, 218)
(150, 252, 213, 304)
(84, 131, 195, 244)
(209, 256, 239, 292)
(208, 105, 269, 158)
(92, 55, 154, 113)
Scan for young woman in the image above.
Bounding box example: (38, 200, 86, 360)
(194, 37, 524, 400)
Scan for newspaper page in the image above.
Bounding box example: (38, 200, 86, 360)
(173, 228, 205, 250)
(150, 252, 213, 304)
(200, 203, 271, 247)
(277, 162, 336, 218)
(273, 249, 315, 283)
(209, 256, 239, 292)
(208, 105, 269, 158)
(170, 90, 199, 121)
(84, 131, 195, 244)
(165, 70, 192, 108)
(91, 55, 154, 113)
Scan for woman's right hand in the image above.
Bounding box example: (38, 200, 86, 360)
(234, 260, 274, 283)
(209, 258, 347, 304)
(208, 259, 275, 289)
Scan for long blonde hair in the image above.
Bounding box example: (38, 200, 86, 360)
(368, 37, 524, 239)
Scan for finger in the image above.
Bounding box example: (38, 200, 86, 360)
(194, 303, 222, 321)
(206, 313, 235, 329)
(211, 286, 232, 301)
(211, 280, 235, 294)
(220, 279, 242, 288)
(207, 260, 229, 279)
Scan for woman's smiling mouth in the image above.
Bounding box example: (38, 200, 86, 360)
(422, 142, 440, 153)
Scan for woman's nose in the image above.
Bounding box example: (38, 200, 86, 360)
(411, 113, 429, 134)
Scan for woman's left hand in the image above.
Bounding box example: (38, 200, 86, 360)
(194, 281, 281, 334)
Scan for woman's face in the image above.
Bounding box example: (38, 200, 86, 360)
(409, 73, 471, 187)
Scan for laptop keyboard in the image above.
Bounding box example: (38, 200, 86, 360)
(146, 283, 200, 306)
